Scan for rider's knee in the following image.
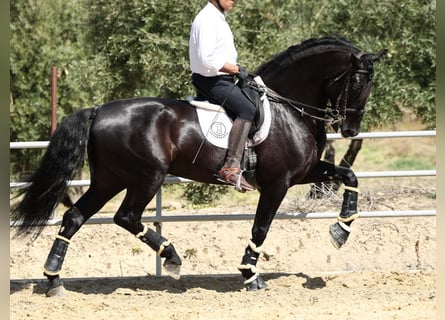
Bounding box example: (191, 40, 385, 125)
(239, 106, 256, 121)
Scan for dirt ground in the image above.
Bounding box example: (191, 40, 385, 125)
(10, 180, 436, 320)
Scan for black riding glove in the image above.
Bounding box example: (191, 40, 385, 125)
(236, 64, 249, 87)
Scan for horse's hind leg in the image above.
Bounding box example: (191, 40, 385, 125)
(113, 184, 182, 279)
(303, 160, 359, 249)
(44, 183, 121, 297)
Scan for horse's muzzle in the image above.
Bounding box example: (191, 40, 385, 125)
(341, 129, 359, 138)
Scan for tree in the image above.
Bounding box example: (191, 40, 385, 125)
(10, 0, 106, 175)
(83, 0, 202, 100)
(308, 0, 436, 129)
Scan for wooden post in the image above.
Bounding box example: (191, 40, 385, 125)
(51, 67, 58, 135)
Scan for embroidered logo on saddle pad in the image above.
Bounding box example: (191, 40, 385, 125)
(189, 76, 272, 149)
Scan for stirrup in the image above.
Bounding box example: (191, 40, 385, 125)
(216, 167, 254, 192)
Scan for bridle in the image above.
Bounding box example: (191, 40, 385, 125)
(328, 64, 371, 122)
(249, 52, 372, 125)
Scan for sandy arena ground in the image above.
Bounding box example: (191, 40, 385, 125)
(10, 181, 436, 320)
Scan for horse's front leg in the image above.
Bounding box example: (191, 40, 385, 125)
(239, 184, 288, 291)
(304, 160, 359, 249)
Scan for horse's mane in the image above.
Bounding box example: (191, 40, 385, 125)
(255, 36, 360, 75)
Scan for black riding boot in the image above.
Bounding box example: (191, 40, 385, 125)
(216, 118, 255, 192)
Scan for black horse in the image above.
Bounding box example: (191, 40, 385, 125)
(12, 37, 386, 296)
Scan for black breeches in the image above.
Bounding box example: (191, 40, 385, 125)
(191, 73, 256, 121)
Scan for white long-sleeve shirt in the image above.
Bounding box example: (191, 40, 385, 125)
(189, 2, 237, 77)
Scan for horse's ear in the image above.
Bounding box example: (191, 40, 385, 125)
(351, 52, 363, 66)
(370, 49, 389, 62)
(353, 49, 388, 64)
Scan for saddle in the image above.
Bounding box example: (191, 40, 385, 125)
(192, 76, 265, 136)
(189, 76, 271, 146)
(188, 76, 272, 178)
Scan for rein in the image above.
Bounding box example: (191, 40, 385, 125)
(249, 61, 370, 125)
(255, 84, 339, 123)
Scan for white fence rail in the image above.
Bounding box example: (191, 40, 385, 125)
(8, 130, 437, 149)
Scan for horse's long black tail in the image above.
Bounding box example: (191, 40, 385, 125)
(11, 107, 98, 239)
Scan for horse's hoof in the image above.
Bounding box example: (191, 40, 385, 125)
(163, 262, 181, 280)
(329, 222, 350, 249)
(46, 285, 66, 297)
(246, 276, 267, 291)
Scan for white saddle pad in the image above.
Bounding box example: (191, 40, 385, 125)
(189, 76, 271, 149)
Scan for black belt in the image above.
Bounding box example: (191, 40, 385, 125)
(217, 75, 236, 81)
(192, 73, 235, 82)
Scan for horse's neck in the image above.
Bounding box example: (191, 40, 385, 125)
(260, 49, 350, 106)
(264, 76, 329, 116)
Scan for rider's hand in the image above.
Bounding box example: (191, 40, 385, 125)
(237, 64, 249, 81)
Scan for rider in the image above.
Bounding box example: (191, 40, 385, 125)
(189, 0, 255, 192)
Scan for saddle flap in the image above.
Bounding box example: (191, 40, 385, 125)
(188, 76, 272, 149)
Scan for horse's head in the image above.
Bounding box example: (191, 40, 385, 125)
(327, 48, 388, 137)
(255, 38, 388, 137)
